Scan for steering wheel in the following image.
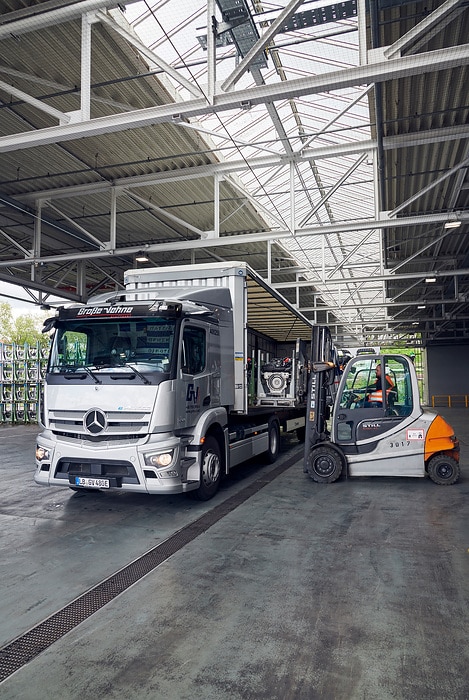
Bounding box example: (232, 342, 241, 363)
(342, 388, 367, 408)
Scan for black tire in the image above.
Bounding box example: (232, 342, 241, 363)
(306, 443, 344, 483)
(427, 454, 460, 485)
(192, 436, 222, 501)
(265, 419, 280, 463)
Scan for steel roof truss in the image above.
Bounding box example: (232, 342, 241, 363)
(0, 227, 31, 258)
(2, 44, 468, 153)
(126, 190, 206, 237)
(390, 154, 469, 218)
(15, 123, 467, 204)
(46, 201, 105, 249)
(383, 0, 465, 59)
(97, 9, 203, 99)
(0, 78, 71, 124)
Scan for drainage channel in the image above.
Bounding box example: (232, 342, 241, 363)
(0, 447, 302, 683)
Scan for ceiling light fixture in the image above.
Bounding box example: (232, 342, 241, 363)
(425, 277, 436, 283)
(444, 220, 461, 229)
(135, 251, 149, 262)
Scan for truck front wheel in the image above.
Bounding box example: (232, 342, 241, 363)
(427, 454, 460, 485)
(307, 443, 344, 483)
(192, 436, 222, 501)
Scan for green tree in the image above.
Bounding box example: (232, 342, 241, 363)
(0, 302, 14, 342)
(0, 302, 49, 349)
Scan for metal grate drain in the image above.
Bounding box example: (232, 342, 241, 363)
(0, 448, 302, 683)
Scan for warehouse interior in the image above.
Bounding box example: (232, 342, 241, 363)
(0, 3, 469, 698)
(0, 0, 468, 353)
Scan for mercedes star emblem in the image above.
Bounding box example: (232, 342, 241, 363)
(83, 408, 107, 434)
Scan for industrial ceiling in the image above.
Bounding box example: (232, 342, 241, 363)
(0, 0, 468, 347)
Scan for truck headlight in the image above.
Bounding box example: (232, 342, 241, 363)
(144, 450, 174, 468)
(36, 445, 50, 461)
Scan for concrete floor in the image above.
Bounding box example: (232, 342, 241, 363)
(0, 409, 468, 699)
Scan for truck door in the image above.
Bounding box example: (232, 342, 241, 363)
(175, 323, 211, 429)
(333, 355, 414, 446)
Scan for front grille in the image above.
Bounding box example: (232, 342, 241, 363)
(54, 431, 142, 444)
(48, 408, 151, 437)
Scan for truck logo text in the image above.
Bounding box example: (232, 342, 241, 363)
(77, 306, 132, 316)
(186, 384, 200, 404)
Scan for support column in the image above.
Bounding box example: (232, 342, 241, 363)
(214, 173, 220, 237)
(81, 13, 93, 121)
(110, 188, 117, 250)
(31, 200, 43, 283)
(207, 0, 216, 105)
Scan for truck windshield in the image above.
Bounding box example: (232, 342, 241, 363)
(49, 318, 176, 375)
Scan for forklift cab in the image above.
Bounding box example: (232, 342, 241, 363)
(333, 355, 415, 444)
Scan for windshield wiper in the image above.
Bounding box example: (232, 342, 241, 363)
(110, 363, 151, 385)
(51, 364, 101, 384)
(81, 366, 101, 384)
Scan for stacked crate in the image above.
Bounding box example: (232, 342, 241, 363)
(0, 343, 47, 423)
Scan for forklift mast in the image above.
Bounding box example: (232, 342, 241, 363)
(303, 326, 339, 467)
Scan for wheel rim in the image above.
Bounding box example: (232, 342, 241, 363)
(313, 453, 336, 477)
(202, 451, 220, 486)
(436, 462, 453, 480)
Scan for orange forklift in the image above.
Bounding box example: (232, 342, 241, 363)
(304, 327, 460, 485)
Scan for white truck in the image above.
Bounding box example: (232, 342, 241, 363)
(35, 262, 312, 500)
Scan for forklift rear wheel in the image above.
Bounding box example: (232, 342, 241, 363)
(307, 443, 344, 483)
(427, 454, 460, 485)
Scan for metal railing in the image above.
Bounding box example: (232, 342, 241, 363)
(0, 342, 47, 423)
(431, 395, 469, 408)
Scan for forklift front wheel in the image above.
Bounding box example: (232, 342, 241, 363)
(307, 443, 345, 484)
(427, 453, 460, 486)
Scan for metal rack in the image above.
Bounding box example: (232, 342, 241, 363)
(0, 343, 48, 424)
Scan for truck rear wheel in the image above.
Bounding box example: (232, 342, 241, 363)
(427, 454, 460, 485)
(265, 419, 280, 463)
(307, 443, 344, 483)
(192, 436, 222, 501)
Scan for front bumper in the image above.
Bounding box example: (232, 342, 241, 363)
(34, 432, 198, 494)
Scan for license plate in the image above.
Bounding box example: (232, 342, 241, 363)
(74, 476, 110, 489)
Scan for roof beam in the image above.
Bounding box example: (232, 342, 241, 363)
(10, 123, 469, 204)
(96, 10, 203, 99)
(0, 78, 71, 123)
(383, 0, 465, 59)
(0, 0, 140, 38)
(390, 154, 469, 216)
(0, 44, 468, 153)
(0, 271, 80, 302)
(0, 214, 467, 269)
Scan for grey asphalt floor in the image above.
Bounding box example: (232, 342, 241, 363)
(0, 409, 468, 699)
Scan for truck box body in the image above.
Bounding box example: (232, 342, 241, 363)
(35, 262, 312, 498)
